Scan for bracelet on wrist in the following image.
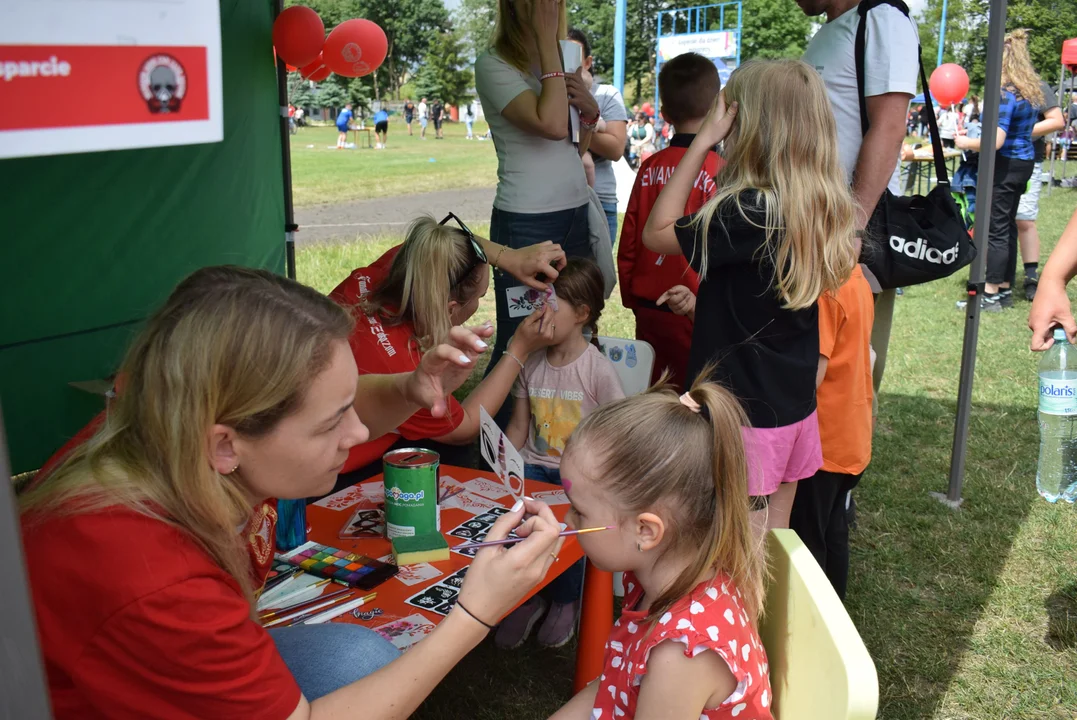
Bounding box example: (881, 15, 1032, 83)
(580, 111, 600, 125)
(540, 71, 565, 81)
(491, 244, 507, 269)
(504, 350, 526, 371)
(455, 600, 496, 631)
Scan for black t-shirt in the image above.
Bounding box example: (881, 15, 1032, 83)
(1033, 81, 1059, 162)
(432, 103, 443, 121)
(674, 192, 818, 428)
(404, 102, 415, 117)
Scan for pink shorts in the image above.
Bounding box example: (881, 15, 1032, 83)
(741, 411, 823, 497)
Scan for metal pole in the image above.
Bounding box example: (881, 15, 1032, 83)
(937, 0, 949, 68)
(275, 0, 298, 280)
(0, 401, 54, 719)
(1049, 63, 1064, 197)
(614, 0, 627, 95)
(938, 0, 1008, 509)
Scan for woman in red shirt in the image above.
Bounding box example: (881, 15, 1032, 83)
(20, 266, 564, 720)
(331, 215, 561, 477)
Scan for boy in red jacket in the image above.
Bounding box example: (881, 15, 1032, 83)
(617, 53, 722, 390)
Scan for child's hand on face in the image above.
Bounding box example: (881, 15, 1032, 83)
(657, 285, 696, 318)
(697, 90, 738, 147)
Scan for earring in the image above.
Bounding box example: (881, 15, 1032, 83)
(225, 464, 239, 475)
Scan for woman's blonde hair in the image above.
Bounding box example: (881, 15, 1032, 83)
(565, 372, 765, 624)
(20, 267, 354, 608)
(362, 216, 487, 350)
(688, 60, 858, 310)
(1001, 30, 1045, 106)
(493, 0, 568, 73)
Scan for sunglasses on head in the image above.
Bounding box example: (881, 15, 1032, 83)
(437, 212, 488, 265)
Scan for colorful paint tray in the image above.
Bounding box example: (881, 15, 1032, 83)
(280, 541, 398, 590)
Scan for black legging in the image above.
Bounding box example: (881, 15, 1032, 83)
(985, 154, 1035, 287)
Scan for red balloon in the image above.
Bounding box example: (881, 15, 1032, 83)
(300, 53, 331, 82)
(929, 63, 970, 107)
(272, 6, 325, 68)
(323, 19, 387, 78)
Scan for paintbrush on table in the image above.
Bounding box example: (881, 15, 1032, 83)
(454, 525, 615, 551)
(259, 588, 351, 621)
(275, 592, 378, 627)
(263, 590, 359, 628)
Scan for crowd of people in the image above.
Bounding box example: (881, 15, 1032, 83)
(16, 0, 1077, 718)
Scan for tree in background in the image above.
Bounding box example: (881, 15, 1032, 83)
(567, 0, 616, 74)
(455, 0, 497, 59)
(738, 0, 811, 60)
(917, 0, 1077, 90)
(288, 0, 450, 98)
(288, 73, 318, 110)
(412, 31, 475, 107)
(315, 80, 349, 116)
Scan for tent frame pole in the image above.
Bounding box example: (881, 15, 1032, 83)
(275, 0, 298, 281)
(936, 0, 1008, 509)
(0, 400, 53, 719)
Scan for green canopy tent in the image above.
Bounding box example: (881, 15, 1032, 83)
(1, 0, 292, 476)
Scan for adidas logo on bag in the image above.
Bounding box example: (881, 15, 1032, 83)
(889, 235, 960, 265)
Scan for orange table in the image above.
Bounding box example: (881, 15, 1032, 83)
(299, 466, 613, 689)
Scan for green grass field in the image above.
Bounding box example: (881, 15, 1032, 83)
(297, 186, 1077, 719)
(289, 120, 498, 207)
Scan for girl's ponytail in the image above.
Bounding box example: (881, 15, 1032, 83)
(685, 376, 765, 622)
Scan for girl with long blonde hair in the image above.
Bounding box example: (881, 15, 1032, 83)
(642, 59, 858, 529)
(955, 29, 1046, 308)
(328, 215, 558, 481)
(550, 377, 772, 720)
(20, 265, 566, 719)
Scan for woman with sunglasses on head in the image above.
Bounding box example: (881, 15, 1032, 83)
(329, 215, 564, 483)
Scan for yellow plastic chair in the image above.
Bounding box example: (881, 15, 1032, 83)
(759, 529, 878, 720)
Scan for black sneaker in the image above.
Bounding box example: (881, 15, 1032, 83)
(999, 289, 1014, 309)
(1025, 275, 1039, 302)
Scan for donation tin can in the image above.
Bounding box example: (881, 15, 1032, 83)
(383, 448, 440, 539)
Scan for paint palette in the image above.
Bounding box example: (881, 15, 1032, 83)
(280, 541, 398, 590)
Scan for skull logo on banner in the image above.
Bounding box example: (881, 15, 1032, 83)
(138, 55, 188, 114)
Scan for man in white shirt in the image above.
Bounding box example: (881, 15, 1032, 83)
(798, 0, 918, 412)
(418, 97, 429, 139)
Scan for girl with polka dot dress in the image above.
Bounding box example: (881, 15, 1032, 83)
(550, 374, 772, 720)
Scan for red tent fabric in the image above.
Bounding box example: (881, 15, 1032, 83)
(1063, 37, 1077, 69)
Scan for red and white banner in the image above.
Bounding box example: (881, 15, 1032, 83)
(0, 0, 222, 159)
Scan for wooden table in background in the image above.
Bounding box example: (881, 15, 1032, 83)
(300, 466, 612, 691)
(350, 127, 372, 149)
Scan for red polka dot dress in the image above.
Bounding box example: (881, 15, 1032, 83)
(590, 572, 773, 720)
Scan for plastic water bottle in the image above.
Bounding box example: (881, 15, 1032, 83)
(1036, 328, 1077, 503)
(275, 499, 307, 551)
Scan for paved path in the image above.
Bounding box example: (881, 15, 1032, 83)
(295, 187, 496, 244)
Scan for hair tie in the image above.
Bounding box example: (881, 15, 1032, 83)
(680, 391, 712, 423)
(679, 392, 702, 413)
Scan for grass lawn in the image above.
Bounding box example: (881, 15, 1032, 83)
(289, 120, 498, 207)
(297, 188, 1077, 719)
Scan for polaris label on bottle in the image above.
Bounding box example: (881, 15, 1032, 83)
(1039, 376, 1077, 415)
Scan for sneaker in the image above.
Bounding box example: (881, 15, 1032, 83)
(956, 293, 1003, 312)
(1025, 275, 1039, 302)
(494, 597, 547, 649)
(999, 289, 1014, 309)
(536, 600, 579, 648)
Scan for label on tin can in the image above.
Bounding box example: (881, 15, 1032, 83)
(383, 449, 440, 539)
